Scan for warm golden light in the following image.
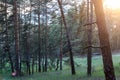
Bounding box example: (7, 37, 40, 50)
(104, 0, 120, 9)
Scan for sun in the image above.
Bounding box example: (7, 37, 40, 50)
(104, 0, 120, 9)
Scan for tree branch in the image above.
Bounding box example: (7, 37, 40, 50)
(83, 22, 96, 26)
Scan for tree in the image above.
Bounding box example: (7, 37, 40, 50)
(44, 0, 48, 72)
(4, 0, 14, 73)
(92, 0, 116, 80)
(13, 0, 21, 76)
(59, 16, 63, 70)
(57, 0, 75, 75)
(37, 1, 42, 73)
(87, 0, 93, 76)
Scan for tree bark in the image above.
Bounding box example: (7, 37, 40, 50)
(13, 0, 21, 76)
(92, 0, 116, 80)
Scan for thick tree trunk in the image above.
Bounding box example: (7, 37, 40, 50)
(92, 0, 116, 80)
(57, 0, 75, 75)
(13, 0, 21, 76)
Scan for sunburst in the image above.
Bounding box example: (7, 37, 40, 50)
(104, 0, 120, 9)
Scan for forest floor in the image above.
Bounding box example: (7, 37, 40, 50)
(1, 53, 120, 80)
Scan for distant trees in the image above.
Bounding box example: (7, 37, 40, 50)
(0, 0, 119, 79)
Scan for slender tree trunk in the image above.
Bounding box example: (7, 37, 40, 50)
(87, 0, 93, 76)
(44, 54, 48, 72)
(23, 23, 30, 75)
(42, 56, 45, 72)
(44, 1, 48, 72)
(57, 0, 75, 75)
(4, 0, 14, 73)
(7, 50, 14, 73)
(18, 1, 22, 75)
(26, 0, 34, 75)
(13, 0, 21, 76)
(32, 55, 34, 74)
(38, 3, 41, 72)
(23, 11, 31, 75)
(92, 0, 116, 80)
(55, 59, 59, 71)
(36, 55, 38, 72)
(60, 17, 63, 70)
(25, 30, 30, 75)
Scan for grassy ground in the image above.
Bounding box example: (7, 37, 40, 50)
(1, 54, 120, 80)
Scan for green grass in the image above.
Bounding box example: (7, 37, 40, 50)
(1, 54, 120, 80)
(0, 70, 104, 80)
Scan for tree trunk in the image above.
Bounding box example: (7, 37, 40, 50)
(42, 56, 45, 72)
(4, 0, 14, 73)
(60, 17, 63, 70)
(87, 0, 93, 76)
(23, 24, 31, 75)
(13, 0, 21, 76)
(38, 3, 41, 72)
(57, 0, 75, 75)
(92, 0, 116, 80)
(38, 19, 42, 72)
(23, 9, 31, 75)
(44, 1, 48, 72)
(55, 59, 59, 71)
(32, 55, 35, 74)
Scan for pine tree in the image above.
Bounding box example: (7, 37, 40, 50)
(93, 0, 116, 80)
